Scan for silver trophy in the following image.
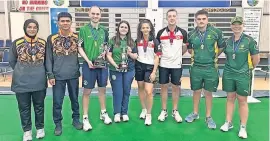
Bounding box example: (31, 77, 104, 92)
(93, 43, 108, 68)
(118, 44, 128, 72)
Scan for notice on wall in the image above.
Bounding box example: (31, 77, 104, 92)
(18, 0, 49, 12)
(243, 8, 262, 43)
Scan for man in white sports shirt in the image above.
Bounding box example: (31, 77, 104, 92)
(156, 9, 188, 123)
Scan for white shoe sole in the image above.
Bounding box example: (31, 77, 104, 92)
(83, 127, 92, 132)
(187, 117, 200, 122)
(36, 134, 45, 139)
(100, 116, 112, 124)
(23, 137, 32, 141)
(220, 126, 233, 132)
(158, 115, 168, 122)
(114, 119, 121, 123)
(175, 119, 182, 123)
(145, 122, 152, 126)
(238, 132, 247, 139)
(140, 116, 146, 119)
(172, 115, 182, 123)
(238, 135, 247, 139)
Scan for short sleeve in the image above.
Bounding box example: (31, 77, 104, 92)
(187, 32, 193, 49)
(217, 29, 226, 48)
(132, 41, 137, 53)
(78, 27, 84, 48)
(153, 39, 162, 57)
(108, 38, 114, 52)
(249, 38, 259, 55)
(180, 28, 188, 45)
(104, 28, 109, 43)
(156, 30, 162, 44)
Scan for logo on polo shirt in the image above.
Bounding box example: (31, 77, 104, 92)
(83, 80, 88, 86)
(148, 42, 153, 47)
(112, 75, 116, 80)
(239, 45, 245, 50)
(176, 35, 181, 40)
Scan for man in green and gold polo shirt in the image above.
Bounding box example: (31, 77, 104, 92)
(185, 10, 226, 129)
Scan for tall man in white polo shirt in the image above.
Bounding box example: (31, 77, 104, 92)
(156, 9, 188, 122)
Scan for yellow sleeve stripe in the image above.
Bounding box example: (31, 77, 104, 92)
(51, 34, 59, 43)
(16, 38, 24, 46)
(247, 52, 253, 69)
(214, 41, 218, 69)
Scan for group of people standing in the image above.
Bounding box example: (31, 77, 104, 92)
(8, 5, 260, 141)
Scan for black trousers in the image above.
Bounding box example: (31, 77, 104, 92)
(53, 78, 80, 125)
(16, 89, 46, 132)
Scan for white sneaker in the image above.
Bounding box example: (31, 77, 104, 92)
(23, 130, 32, 141)
(122, 115, 129, 122)
(172, 110, 182, 123)
(139, 109, 147, 119)
(220, 121, 233, 132)
(36, 128, 45, 139)
(100, 111, 112, 124)
(83, 116, 92, 131)
(145, 114, 152, 126)
(158, 110, 168, 122)
(238, 126, 248, 139)
(114, 113, 121, 123)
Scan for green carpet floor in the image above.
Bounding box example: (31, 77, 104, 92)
(0, 95, 268, 141)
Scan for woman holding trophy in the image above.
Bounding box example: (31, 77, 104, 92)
(106, 20, 138, 123)
(135, 19, 161, 126)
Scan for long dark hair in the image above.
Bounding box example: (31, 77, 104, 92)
(136, 19, 155, 42)
(113, 20, 134, 48)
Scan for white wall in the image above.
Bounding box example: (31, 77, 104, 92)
(0, 14, 6, 40)
(263, 0, 269, 14)
(259, 15, 269, 52)
(259, 1, 270, 52)
(32, 13, 50, 40)
(9, 12, 50, 41)
(10, 12, 31, 40)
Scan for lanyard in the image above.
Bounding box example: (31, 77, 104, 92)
(233, 33, 243, 53)
(89, 24, 99, 41)
(198, 30, 207, 45)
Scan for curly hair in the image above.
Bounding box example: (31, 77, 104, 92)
(136, 19, 155, 42)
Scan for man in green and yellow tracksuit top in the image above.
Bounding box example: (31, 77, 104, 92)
(220, 16, 260, 139)
(185, 10, 226, 129)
